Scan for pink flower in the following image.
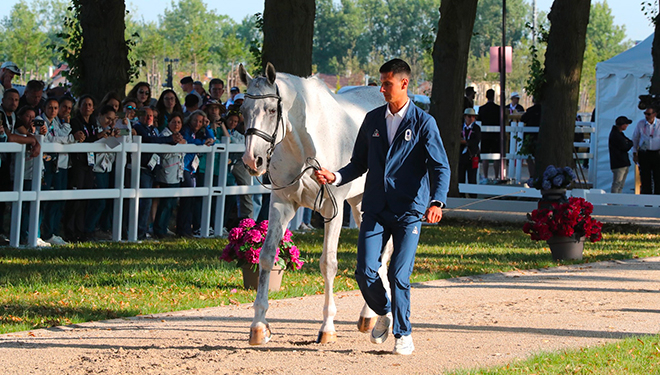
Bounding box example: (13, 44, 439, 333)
(220, 244, 234, 262)
(257, 220, 269, 233)
(228, 227, 243, 242)
(239, 218, 256, 229)
(245, 247, 261, 264)
(246, 229, 263, 244)
(282, 229, 293, 242)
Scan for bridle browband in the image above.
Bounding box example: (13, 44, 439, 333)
(243, 84, 283, 162)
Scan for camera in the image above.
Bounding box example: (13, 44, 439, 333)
(33, 119, 45, 127)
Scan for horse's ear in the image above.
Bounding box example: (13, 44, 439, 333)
(238, 64, 252, 86)
(265, 62, 277, 85)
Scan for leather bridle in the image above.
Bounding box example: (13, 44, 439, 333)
(243, 84, 283, 163)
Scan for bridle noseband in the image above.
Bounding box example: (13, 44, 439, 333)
(243, 84, 283, 162)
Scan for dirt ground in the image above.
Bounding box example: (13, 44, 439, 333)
(2, 256, 660, 374)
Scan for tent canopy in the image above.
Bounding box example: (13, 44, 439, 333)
(596, 34, 653, 79)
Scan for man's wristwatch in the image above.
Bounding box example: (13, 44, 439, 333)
(430, 201, 444, 208)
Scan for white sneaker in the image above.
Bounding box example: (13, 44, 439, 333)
(36, 238, 52, 248)
(46, 235, 68, 246)
(370, 313, 392, 344)
(393, 334, 414, 355)
(298, 223, 311, 231)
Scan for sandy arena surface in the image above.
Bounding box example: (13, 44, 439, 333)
(2, 256, 660, 374)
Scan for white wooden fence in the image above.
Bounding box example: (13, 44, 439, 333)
(0, 136, 271, 247)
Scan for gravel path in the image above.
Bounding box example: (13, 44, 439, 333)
(2, 257, 660, 374)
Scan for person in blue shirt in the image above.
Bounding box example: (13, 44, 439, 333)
(315, 59, 450, 355)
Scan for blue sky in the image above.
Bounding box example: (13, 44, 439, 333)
(0, 0, 654, 42)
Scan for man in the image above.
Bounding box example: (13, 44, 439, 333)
(463, 86, 476, 110)
(133, 107, 181, 239)
(632, 106, 660, 194)
(18, 80, 45, 117)
(0, 61, 21, 97)
(459, 108, 481, 190)
(208, 78, 225, 104)
(478, 89, 501, 180)
(507, 92, 525, 114)
(180, 76, 202, 108)
(609, 116, 633, 194)
(314, 59, 450, 355)
(225, 86, 240, 109)
(183, 93, 200, 116)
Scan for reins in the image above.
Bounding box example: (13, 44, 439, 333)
(244, 84, 339, 223)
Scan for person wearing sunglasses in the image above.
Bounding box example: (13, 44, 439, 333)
(632, 107, 660, 194)
(115, 97, 137, 137)
(127, 82, 154, 109)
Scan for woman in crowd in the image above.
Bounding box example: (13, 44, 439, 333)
(84, 105, 120, 239)
(154, 112, 186, 238)
(156, 89, 182, 132)
(66, 94, 98, 242)
(126, 82, 154, 109)
(99, 91, 122, 113)
(177, 110, 214, 237)
(38, 97, 74, 245)
(115, 97, 137, 136)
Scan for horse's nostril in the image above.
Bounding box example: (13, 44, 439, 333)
(256, 157, 263, 168)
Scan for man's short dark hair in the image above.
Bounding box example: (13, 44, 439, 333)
(379, 58, 411, 78)
(486, 89, 495, 101)
(58, 95, 75, 106)
(465, 86, 476, 96)
(184, 93, 198, 107)
(25, 80, 45, 93)
(180, 76, 193, 85)
(3, 88, 19, 99)
(209, 78, 224, 89)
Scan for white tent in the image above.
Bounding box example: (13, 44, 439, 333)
(594, 34, 653, 193)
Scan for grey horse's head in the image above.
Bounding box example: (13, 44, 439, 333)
(239, 62, 282, 177)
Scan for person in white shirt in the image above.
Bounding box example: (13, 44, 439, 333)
(632, 106, 660, 194)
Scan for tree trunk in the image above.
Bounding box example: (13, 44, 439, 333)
(262, 0, 315, 77)
(429, 0, 479, 197)
(78, 0, 130, 101)
(535, 0, 591, 176)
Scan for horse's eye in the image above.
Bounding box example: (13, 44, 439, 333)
(269, 109, 277, 114)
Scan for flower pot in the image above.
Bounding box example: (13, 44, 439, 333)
(546, 235, 584, 261)
(539, 188, 568, 209)
(241, 264, 284, 291)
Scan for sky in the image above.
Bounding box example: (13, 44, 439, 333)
(0, 0, 655, 42)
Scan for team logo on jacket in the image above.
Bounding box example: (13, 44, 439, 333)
(412, 226, 418, 235)
(405, 129, 412, 141)
(373, 129, 380, 137)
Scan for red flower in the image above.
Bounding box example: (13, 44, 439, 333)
(524, 197, 602, 243)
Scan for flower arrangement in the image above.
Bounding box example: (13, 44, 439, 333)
(523, 197, 603, 242)
(220, 218, 304, 271)
(527, 165, 577, 190)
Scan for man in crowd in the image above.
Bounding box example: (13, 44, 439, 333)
(180, 76, 202, 108)
(209, 78, 225, 105)
(18, 80, 45, 117)
(478, 89, 501, 180)
(507, 92, 525, 114)
(0, 62, 21, 97)
(184, 93, 200, 116)
(632, 106, 660, 194)
(314, 58, 450, 355)
(463, 86, 476, 110)
(225, 86, 240, 109)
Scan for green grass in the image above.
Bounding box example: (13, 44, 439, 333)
(0, 218, 658, 334)
(450, 334, 660, 374)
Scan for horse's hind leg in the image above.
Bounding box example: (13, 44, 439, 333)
(249, 198, 297, 345)
(347, 196, 393, 333)
(316, 203, 344, 344)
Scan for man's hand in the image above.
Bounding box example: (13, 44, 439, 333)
(314, 167, 336, 185)
(204, 138, 215, 146)
(28, 138, 41, 158)
(39, 124, 47, 135)
(73, 130, 85, 142)
(423, 205, 443, 224)
(633, 152, 638, 164)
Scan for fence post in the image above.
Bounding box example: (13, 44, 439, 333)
(200, 144, 215, 237)
(214, 137, 230, 235)
(9, 144, 26, 247)
(127, 136, 141, 241)
(27, 135, 45, 247)
(112, 136, 129, 241)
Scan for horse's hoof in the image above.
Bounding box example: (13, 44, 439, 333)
(316, 331, 337, 344)
(357, 316, 377, 333)
(249, 324, 272, 345)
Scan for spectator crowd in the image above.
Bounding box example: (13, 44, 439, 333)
(0, 61, 258, 247)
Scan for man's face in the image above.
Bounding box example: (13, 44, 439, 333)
(25, 88, 43, 107)
(644, 109, 656, 123)
(511, 97, 520, 105)
(0, 69, 15, 89)
(181, 82, 193, 93)
(139, 109, 154, 125)
(2, 92, 19, 113)
(193, 83, 204, 95)
(210, 84, 224, 100)
(379, 72, 409, 104)
(58, 100, 73, 119)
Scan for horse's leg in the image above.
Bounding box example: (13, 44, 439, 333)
(249, 196, 297, 345)
(347, 196, 393, 333)
(316, 202, 344, 344)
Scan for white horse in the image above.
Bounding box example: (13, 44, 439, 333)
(239, 63, 391, 345)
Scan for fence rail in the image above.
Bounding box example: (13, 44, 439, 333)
(0, 135, 271, 247)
